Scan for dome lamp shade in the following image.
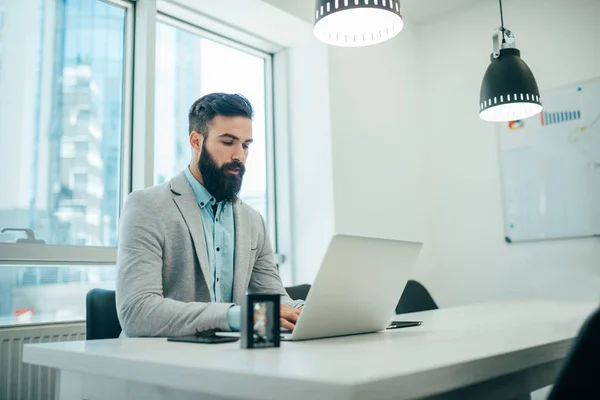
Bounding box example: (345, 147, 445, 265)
(313, 0, 404, 47)
(479, 0, 542, 122)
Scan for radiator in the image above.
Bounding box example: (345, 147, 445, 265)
(0, 322, 86, 400)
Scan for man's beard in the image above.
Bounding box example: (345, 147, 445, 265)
(198, 142, 245, 203)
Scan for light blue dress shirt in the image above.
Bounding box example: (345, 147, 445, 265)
(184, 167, 241, 330)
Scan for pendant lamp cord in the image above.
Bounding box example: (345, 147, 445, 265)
(499, 0, 506, 43)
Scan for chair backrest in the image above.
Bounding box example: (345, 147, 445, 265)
(547, 306, 600, 400)
(395, 280, 438, 315)
(86, 288, 122, 340)
(285, 284, 311, 301)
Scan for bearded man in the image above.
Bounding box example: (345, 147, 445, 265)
(116, 93, 303, 337)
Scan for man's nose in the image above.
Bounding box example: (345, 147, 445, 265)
(232, 145, 245, 163)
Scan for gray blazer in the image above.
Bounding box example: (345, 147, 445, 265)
(116, 171, 296, 337)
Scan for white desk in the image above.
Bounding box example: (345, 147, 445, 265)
(23, 300, 596, 400)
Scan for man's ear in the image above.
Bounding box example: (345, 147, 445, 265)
(189, 131, 204, 153)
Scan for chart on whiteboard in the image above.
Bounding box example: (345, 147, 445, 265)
(498, 78, 600, 242)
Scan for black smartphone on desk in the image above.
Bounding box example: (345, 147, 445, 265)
(167, 335, 239, 344)
(387, 321, 422, 330)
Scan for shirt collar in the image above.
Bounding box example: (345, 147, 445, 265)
(183, 166, 218, 210)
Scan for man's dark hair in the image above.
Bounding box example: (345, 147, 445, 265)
(188, 93, 254, 137)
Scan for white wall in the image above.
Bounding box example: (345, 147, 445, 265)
(263, 0, 425, 244)
(328, 26, 424, 242)
(260, 0, 424, 284)
(262, 0, 600, 304)
(414, 0, 600, 306)
(261, 0, 314, 23)
(279, 39, 336, 285)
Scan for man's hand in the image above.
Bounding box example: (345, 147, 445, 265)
(280, 304, 302, 331)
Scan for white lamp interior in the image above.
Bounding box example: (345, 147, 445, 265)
(479, 102, 543, 122)
(314, 8, 403, 47)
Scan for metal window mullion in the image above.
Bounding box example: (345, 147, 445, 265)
(0, 244, 116, 266)
(130, 0, 157, 191)
(264, 55, 277, 251)
(119, 0, 135, 205)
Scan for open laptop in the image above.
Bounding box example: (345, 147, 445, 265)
(280, 234, 422, 341)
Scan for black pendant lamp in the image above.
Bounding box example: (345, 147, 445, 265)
(314, 0, 404, 47)
(479, 0, 542, 122)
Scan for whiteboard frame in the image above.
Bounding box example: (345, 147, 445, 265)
(495, 76, 600, 244)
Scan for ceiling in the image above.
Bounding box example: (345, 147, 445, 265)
(262, 0, 481, 24)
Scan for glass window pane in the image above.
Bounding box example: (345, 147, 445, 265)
(0, 265, 116, 326)
(0, 0, 127, 247)
(154, 20, 270, 222)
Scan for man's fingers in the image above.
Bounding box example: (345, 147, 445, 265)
(281, 305, 300, 315)
(280, 305, 302, 324)
(280, 318, 295, 331)
(283, 309, 299, 323)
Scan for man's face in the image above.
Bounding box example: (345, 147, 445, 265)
(195, 115, 253, 202)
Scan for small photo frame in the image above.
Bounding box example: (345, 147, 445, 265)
(241, 294, 280, 349)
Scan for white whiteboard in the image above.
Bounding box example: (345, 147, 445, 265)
(498, 78, 600, 243)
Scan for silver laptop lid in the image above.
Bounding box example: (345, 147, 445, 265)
(289, 234, 423, 341)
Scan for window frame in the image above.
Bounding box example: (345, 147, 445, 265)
(0, 0, 290, 272)
(154, 11, 279, 248)
(0, 0, 135, 266)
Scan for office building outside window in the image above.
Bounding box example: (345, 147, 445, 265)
(0, 1, 279, 326)
(0, 0, 128, 324)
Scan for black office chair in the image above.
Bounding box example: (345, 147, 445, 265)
(395, 280, 438, 315)
(285, 284, 311, 301)
(547, 306, 600, 400)
(86, 288, 122, 340)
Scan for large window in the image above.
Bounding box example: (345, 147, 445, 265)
(0, 265, 116, 325)
(0, 0, 130, 325)
(154, 16, 273, 223)
(0, 1, 283, 326)
(0, 0, 128, 249)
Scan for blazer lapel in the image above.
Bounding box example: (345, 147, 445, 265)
(170, 172, 213, 300)
(233, 201, 252, 304)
